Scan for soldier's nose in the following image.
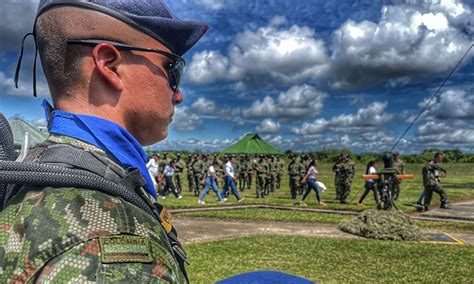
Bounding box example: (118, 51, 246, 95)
(173, 89, 183, 105)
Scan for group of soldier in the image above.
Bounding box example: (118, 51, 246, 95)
(147, 151, 451, 211)
(148, 152, 287, 199)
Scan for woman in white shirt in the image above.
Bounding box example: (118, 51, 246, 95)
(220, 155, 244, 202)
(300, 160, 325, 206)
(358, 160, 380, 208)
(198, 160, 223, 204)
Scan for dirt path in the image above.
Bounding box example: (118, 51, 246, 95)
(173, 217, 474, 245)
(420, 200, 474, 221)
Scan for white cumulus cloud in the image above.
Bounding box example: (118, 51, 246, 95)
(190, 97, 217, 115)
(171, 107, 202, 132)
(187, 17, 329, 87)
(256, 118, 281, 133)
(243, 84, 327, 119)
(330, 0, 473, 89)
(292, 101, 394, 135)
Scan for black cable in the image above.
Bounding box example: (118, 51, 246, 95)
(390, 43, 474, 151)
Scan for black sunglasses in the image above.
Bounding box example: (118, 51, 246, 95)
(67, 39, 185, 92)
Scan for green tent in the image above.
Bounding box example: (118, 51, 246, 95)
(222, 133, 282, 154)
(9, 119, 48, 149)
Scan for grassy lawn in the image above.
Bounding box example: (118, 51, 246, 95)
(161, 163, 474, 213)
(185, 235, 474, 283)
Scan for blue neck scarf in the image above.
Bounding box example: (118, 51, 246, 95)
(42, 100, 156, 199)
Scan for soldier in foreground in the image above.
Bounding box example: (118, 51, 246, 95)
(0, 0, 207, 282)
(421, 152, 451, 211)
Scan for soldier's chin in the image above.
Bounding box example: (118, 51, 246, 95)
(143, 129, 168, 146)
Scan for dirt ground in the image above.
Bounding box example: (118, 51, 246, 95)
(173, 217, 474, 245)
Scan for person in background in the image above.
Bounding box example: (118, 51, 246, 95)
(299, 159, 325, 207)
(192, 154, 205, 196)
(160, 160, 182, 199)
(187, 153, 195, 192)
(238, 154, 248, 191)
(174, 153, 185, 193)
(338, 154, 355, 204)
(358, 160, 381, 209)
(421, 152, 451, 211)
(146, 153, 160, 193)
(393, 151, 405, 200)
(332, 154, 343, 200)
(198, 160, 224, 204)
(221, 155, 245, 202)
(287, 153, 300, 199)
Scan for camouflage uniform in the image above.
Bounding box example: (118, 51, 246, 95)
(338, 159, 355, 203)
(247, 157, 254, 189)
(186, 155, 195, 192)
(332, 158, 342, 200)
(0, 136, 186, 283)
(238, 156, 247, 191)
(174, 157, 186, 193)
(267, 156, 275, 193)
(255, 158, 267, 198)
(287, 157, 301, 199)
(422, 161, 449, 209)
(393, 158, 405, 200)
(276, 157, 284, 190)
(192, 157, 205, 196)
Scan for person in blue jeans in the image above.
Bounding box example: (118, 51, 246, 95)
(300, 159, 325, 206)
(358, 160, 381, 209)
(221, 155, 245, 202)
(198, 160, 223, 204)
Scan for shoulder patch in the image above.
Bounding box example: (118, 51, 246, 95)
(99, 235, 152, 264)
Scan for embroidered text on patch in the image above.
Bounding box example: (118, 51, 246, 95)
(99, 235, 152, 264)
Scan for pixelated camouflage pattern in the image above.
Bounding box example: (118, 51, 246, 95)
(393, 159, 405, 175)
(0, 135, 186, 283)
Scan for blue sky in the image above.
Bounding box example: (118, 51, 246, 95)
(1, 0, 473, 153)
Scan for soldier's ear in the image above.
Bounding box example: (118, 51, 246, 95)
(91, 43, 123, 91)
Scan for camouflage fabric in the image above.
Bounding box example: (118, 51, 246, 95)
(174, 159, 186, 177)
(332, 161, 342, 199)
(422, 161, 445, 187)
(187, 158, 195, 192)
(0, 136, 186, 283)
(287, 160, 301, 178)
(393, 159, 405, 174)
(338, 161, 355, 201)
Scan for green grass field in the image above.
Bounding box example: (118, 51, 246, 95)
(185, 235, 474, 283)
(161, 163, 474, 214)
(168, 163, 474, 282)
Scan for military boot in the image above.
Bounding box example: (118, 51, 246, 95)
(440, 201, 452, 209)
